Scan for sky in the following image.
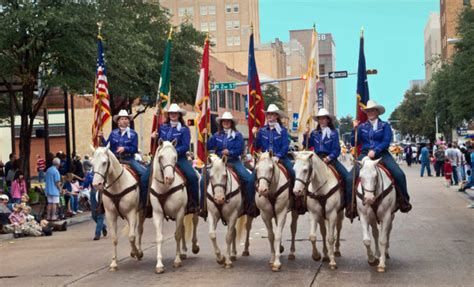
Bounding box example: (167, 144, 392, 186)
(259, 0, 440, 120)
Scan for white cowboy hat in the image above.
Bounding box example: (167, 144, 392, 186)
(363, 100, 385, 115)
(312, 108, 336, 121)
(216, 111, 238, 125)
(164, 103, 187, 116)
(113, 109, 133, 123)
(265, 104, 286, 118)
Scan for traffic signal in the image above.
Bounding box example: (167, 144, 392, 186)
(187, 119, 195, 126)
(301, 74, 308, 80)
(367, 69, 378, 75)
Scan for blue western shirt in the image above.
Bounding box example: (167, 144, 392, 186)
(255, 125, 289, 159)
(157, 123, 190, 157)
(351, 119, 392, 157)
(207, 131, 244, 161)
(303, 129, 341, 160)
(102, 128, 139, 160)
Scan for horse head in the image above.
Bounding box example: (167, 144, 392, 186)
(209, 155, 228, 205)
(255, 151, 277, 196)
(358, 156, 382, 205)
(154, 139, 178, 185)
(293, 151, 314, 197)
(91, 146, 112, 191)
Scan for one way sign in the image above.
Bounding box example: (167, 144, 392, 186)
(327, 71, 348, 79)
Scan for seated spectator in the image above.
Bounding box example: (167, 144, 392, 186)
(21, 206, 43, 237)
(8, 204, 25, 238)
(0, 194, 12, 232)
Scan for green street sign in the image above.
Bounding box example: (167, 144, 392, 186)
(211, 82, 236, 90)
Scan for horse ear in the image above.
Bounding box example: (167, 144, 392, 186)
(171, 139, 177, 147)
(222, 154, 228, 164)
(158, 138, 164, 147)
(356, 160, 363, 168)
(308, 153, 314, 159)
(105, 143, 110, 150)
(269, 149, 274, 158)
(375, 158, 382, 165)
(89, 145, 96, 153)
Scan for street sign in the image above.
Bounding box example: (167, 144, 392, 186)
(210, 82, 236, 90)
(327, 71, 348, 79)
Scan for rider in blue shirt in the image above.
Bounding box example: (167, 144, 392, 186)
(303, 108, 352, 217)
(99, 109, 147, 209)
(253, 104, 295, 186)
(351, 100, 411, 214)
(150, 104, 200, 213)
(205, 112, 257, 217)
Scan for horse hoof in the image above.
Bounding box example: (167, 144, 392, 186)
(109, 266, 118, 272)
(137, 251, 144, 260)
(230, 255, 237, 262)
(334, 251, 342, 257)
(368, 259, 379, 266)
(130, 252, 136, 259)
(180, 254, 187, 260)
(192, 245, 200, 254)
(377, 266, 386, 273)
(312, 253, 321, 261)
(271, 265, 281, 272)
(155, 267, 165, 274)
(242, 250, 250, 257)
(322, 256, 330, 262)
(280, 245, 285, 253)
(173, 262, 183, 268)
(288, 254, 296, 260)
(217, 257, 225, 265)
(329, 264, 338, 270)
(225, 263, 233, 269)
(385, 253, 390, 259)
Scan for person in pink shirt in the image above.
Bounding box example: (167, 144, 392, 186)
(11, 172, 28, 204)
(8, 204, 25, 238)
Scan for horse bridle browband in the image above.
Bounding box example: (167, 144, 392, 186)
(295, 157, 314, 193)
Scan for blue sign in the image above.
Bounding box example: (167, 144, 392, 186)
(244, 94, 249, 119)
(292, 113, 299, 132)
(317, 87, 324, 109)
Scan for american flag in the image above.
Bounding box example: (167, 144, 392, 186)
(194, 38, 210, 162)
(92, 37, 111, 148)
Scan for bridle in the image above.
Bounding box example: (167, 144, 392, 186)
(93, 151, 125, 189)
(154, 145, 177, 184)
(255, 157, 276, 192)
(295, 157, 314, 193)
(360, 166, 382, 197)
(209, 164, 233, 203)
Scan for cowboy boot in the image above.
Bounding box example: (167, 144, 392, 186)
(398, 198, 412, 213)
(345, 202, 358, 219)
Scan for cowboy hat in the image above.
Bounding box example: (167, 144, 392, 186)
(216, 111, 238, 125)
(363, 100, 385, 115)
(312, 108, 336, 121)
(164, 103, 187, 116)
(0, 194, 9, 201)
(265, 104, 286, 118)
(113, 109, 133, 123)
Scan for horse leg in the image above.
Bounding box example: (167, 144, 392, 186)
(288, 210, 298, 260)
(180, 223, 187, 259)
(231, 226, 237, 261)
(272, 210, 288, 272)
(385, 214, 394, 259)
(360, 214, 377, 266)
(225, 216, 238, 268)
(261, 212, 275, 266)
(242, 216, 253, 256)
(106, 213, 119, 271)
(192, 213, 200, 254)
(208, 212, 224, 264)
(173, 212, 185, 268)
(309, 211, 321, 261)
(320, 218, 329, 262)
(152, 209, 165, 274)
(327, 212, 338, 270)
(136, 211, 145, 260)
(127, 211, 139, 260)
(377, 213, 393, 273)
(370, 220, 380, 259)
(334, 211, 343, 257)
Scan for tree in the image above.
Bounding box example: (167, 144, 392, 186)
(0, 1, 205, 182)
(262, 84, 284, 110)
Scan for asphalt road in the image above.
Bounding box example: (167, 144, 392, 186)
(1, 162, 473, 287)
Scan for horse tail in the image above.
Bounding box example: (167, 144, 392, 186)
(236, 215, 247, 244)
(183, 213, 194, 243)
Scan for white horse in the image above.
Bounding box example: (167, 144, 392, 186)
(149, 139, 199, 274)
(91, 146, 145, 271)
(291, 151, 344, 269)
(205, 155, 253, 268)
(254, 151, 290, 272)
(356, 156, 396, 273)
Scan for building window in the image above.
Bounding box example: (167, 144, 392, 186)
(219, 91, 226, 108)
(178, 8, 185, 17)
(200, 5, 207, 16)
(286, 65, 292, 76)
(209, 22, 217, 31)
(210, 91, 218, 112)
(200, 23, 209, 32)
(179, 7, 193, 17)
(319, 64, 325, 75)
(464, 0, 470, 6)
(233, 36, 240, 46)
(226, 36, 234, 46)
(287, 82, 292, 92)
(233, 20, 240, 29)
(235, 93, 241, 111)
(227, 91, 234, 109)
(225, 4, 232, 13)
(226, 21, 233, 30)
(208, 5, 216, 15)
(233, 4, 239, 13)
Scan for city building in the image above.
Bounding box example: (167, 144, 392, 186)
(409, 79, 427, 90)
(158, 0, 260, 53)
(424, 12, 441, 81)
(440, 0, 473, 61)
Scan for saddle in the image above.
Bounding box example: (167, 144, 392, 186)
(122, 164, 140, 182)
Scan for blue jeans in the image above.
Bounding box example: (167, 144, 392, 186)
(12, 198, 21, 204)
(38, 170, 45, 183)
(70, 195, 79, 212)
(452, 166, 459, 185)
(352, 150, 410, 201)
(420, 161, 432, 177)
(122, 158, 148, 209)
(177, 156, 199, 208)
(90, 190, 106, 237)
(330, 159, 352, 205)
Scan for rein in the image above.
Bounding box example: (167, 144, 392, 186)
(153, 145, 177, 184)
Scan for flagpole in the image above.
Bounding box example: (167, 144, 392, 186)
(350, 28, 364, 224)
(202, 36, 210, 217)
(96, 22, 103, 147)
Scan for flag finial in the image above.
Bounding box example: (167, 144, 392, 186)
(251, 22, 254, 34)
(313, 23, 316, 30)
(168, 26, 173, 40)
(360, 27, 364, 37)
(97, 22, 103, 40)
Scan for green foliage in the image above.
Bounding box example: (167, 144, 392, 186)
(262, 84, 285, 110)
(337, 115, 353, 136)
